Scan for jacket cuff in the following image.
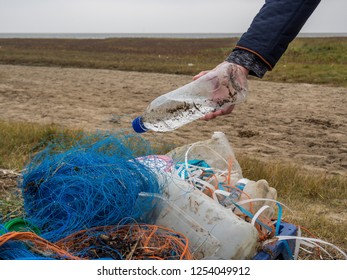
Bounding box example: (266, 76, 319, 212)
(226, 49, 270, 78)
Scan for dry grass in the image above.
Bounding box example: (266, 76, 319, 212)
(0, 120, 83, 170)
(0, 121, 346, 257)
(238, 155, 347, 255)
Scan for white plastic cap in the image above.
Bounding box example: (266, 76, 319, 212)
(212, 131, 225, 139)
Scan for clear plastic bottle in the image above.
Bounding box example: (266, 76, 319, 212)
(132, 63, 248, 133)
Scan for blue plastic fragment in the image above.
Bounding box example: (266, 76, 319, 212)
(253, 222, 298, 260)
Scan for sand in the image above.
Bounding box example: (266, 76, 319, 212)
(0, 64, 346, 176)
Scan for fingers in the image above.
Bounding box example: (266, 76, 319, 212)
(193, 61, 229, 80)
(222, 104, 235, 115)
(200, 105, 235, 121)
(204, 110, 225, 120)
(192, 70, 210, 80)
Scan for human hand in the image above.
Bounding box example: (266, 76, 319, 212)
(193, 62, 249, 121)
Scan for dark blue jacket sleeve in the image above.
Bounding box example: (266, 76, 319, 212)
(226, 0, 321, 78)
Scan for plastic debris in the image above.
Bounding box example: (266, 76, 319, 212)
(0, 131, 346, 260)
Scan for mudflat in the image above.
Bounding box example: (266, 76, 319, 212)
(0, 64, 346, 175)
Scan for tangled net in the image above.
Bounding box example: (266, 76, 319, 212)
(56, 224, 192, 260)
(0, 224, 192, 260)
(19, 132, 162, 242)
(0, 231, 79, 260)
(0, 131, 194, 260)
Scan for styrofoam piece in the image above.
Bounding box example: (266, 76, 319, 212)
(236, 179, 278, 219)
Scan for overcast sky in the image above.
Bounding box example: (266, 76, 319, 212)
(0, 0, 346, 33)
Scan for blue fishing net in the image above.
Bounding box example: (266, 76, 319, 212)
(18, 132, 162, 242)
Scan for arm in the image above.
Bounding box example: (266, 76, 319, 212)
(227, 0, 321, 78)
(196, 0, 321, 120)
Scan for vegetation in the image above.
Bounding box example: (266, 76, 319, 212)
(0, 36, 346, 257)
(0, 37, 346, 86)
(0, 120, 82, 169)
(0, 120, 346, 254)
(238, 155, 347, 253)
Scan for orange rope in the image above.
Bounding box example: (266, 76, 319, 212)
(227, 158, 233, 185)
(201, 173, 219, 197)
(0, 231, 81, 260)
(142, 225, 158, 253)
(0, 224, 192, 260)
(293, 223, 321, 257)
(56, 224, 192, 260)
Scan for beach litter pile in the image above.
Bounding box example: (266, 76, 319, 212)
(0, 131, 345, 260)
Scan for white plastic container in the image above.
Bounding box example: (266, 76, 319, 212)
(163, 175, 259, 260)
(132, 63, 248, 133)
(136, 153, 259, 260)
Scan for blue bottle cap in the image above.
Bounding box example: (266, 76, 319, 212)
(132, 116, 148, 133)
